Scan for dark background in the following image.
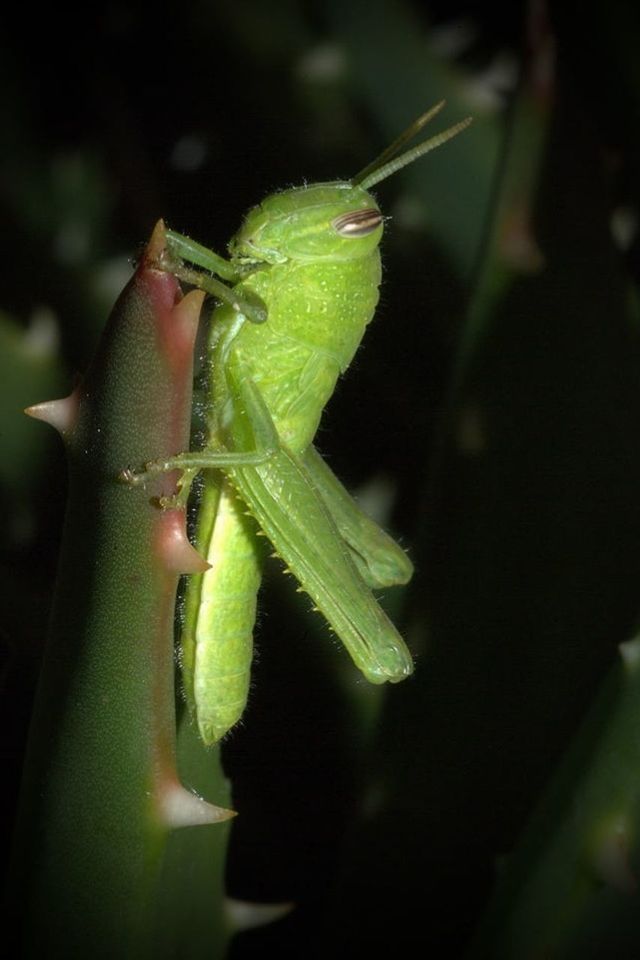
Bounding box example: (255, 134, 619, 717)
(3, 1, 640, 955)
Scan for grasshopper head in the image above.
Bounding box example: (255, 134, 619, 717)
(229, 182, 384, 265)
(229, 104, 472, 268)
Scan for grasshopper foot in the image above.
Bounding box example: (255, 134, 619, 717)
(118, 457, 185, 485)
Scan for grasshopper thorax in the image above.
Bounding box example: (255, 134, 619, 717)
(228, 182, 383, 266)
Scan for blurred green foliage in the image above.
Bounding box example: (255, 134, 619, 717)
(3, 0, 640, 955)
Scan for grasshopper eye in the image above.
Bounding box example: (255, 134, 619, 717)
(332, 209, 383, 237)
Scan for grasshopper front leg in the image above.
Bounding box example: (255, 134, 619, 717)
(153, 228, 269, 325)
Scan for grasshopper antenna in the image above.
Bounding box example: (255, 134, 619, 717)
(352, 104, 472, 191)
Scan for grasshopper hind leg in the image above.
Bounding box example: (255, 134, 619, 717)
(221, 366, 414, 684)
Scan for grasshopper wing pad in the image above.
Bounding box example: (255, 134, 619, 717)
(302, 445, 413, 589)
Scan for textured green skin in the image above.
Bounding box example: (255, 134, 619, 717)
(182, 477, 261, 744)
(7, 235, 232, 958)
(181, 183, 414, 744)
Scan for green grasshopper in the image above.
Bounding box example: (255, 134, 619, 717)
(129, 103, 471, 745)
